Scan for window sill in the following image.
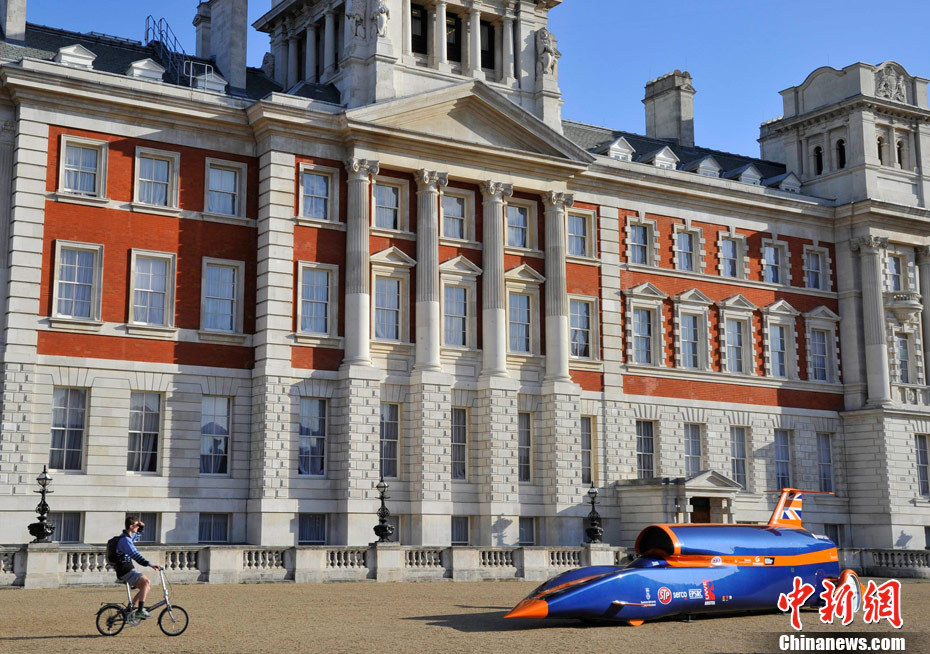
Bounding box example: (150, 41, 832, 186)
(504, 246, 544, 258)
(566, 254, 600, 266)
(569, 358, 604, 371)
(130, 202, 181, 217)
(198, 330, 248, 345)
(201, 212, 254, 227)
(439, 236, 482, 250)
(371, 227, 416, 241)
(293, 333, 344, 348)
(54, 192, 109, 206)
(507, 353, 545, 365)
(125, 324, 178, 339)
(294, 216, 346, 231)
(371, 340, 414, 355)
(48, 316, 103, 332)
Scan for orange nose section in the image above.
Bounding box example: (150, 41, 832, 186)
(505, 598, 549, 619)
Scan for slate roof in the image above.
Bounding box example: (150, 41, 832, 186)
(0, 22, 340, 103)
(562, 119, 786, 181)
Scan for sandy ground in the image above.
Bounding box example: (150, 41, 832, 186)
(0, 578, 926, 654)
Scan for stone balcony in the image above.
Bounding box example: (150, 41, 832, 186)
(884, 289, 923, 324)
(892, 383, 930, 409)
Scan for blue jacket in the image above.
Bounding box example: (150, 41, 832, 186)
(114, 531, 150, 576)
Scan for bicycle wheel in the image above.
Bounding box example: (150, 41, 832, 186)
(95, 604, 126, 636)
(158, 605, 189, 636)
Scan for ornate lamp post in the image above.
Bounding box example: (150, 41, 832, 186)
(373, 477, 394, 543)
(584, 483, 603, 544)
(27, 465, 55, 543)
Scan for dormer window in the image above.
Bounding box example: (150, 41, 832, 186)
(607, 137, 635, 162)
(814, 146, 824, 175)
(411, 4, 428, 55)
(836, 140, 846, 169)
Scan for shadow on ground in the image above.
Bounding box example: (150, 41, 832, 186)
(405, 607, 590, 633)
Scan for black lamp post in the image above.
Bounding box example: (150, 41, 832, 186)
(373, 477, 394, 543)
(27, 465, 55, 543)
(584, 483, 603, 544)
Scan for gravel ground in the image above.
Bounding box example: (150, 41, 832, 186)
(0, 578, 926, 654)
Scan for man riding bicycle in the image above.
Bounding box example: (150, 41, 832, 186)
(113, 516, 161, 619)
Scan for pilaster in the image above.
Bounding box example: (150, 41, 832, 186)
(538, 378, 582, 545)
(304, 24, 318, 83)
(543, 191, 572, 382)
(480, 181, 512, 377)
(466, 6, 482, 78)
(918, 246, 930, 371)
(343, 158, 379, 366)
(323, 6, 337, 79)
(414, 169, 447, 372)
(855, 236, 892, 406)
(837, 237, 866, 409)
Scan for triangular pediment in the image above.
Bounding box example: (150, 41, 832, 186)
(684, 469, 743, 491)
(505, 263, 545, 283)
(371, 246, 416, 267)
(805, 305, 840, 321)
(675, 288, 713, 305)
(346, 81, 594, 163)
(55, 44, 97, 68)
(626, 282, 668, 299)
(606, 136, 636, 160)
(718, 294, 757, 311)
(764, 299, 800, 316)
(439, 255, 482, 276)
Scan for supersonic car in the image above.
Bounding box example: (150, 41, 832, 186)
(506, 488, 862, 625)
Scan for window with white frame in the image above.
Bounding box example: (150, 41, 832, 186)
(770, 324, 788, 377)
(375, 277, 402, 340)
(451, 516, 470, 546)
(130, 251, 175, 327)
(298, 398, 327, 476)
(626, 283, 666, 367)
(59, 135, 107, 198)
(674, 226, 702, 273)
(518, 516, 536, 545)
(127, 391, 160, 473)
(48, 512, 82, 543)
(685, 423, 702, 477)
(518, 412, 532, 482)
(374, 181, 403, 230)
(567, 211, 593, 258)
(300, 165, 339, 222)
(371, 247, 414, 343)
(719, 236, 740, 278)
(198, 513, 229, 543)
(674, 289, 712, 370)
(439, 255, 481, 349)
(205, 159, 247, 218)
(895, 332, 913, 384)
(679, 313, 701, 369)
(451, 407, 468, 481)
(505, 265, 543, 356)
(887, 254, 905, 291)
(636, 420, 655, 479)
(762, 241, 788, 285)
(441, 191, 473, 241)
(633, 308, 654, 365)
(200, 396, 231, 475)
(804, 248, 828, 290)
(581, 415, 594, 485)
(725, 319, 748, 374)
(810, 330, 829, 381)
(916, 434, 929, 497)
(380, 402, 400, 479)
(126, 512, 159, 543)
(817, 432, 834, 493)
(201, 259, 244, 334)
(134, 148, 179, 209)
(53, 242, 103, 322)
(719, 295, 757, 375)
(805, 306, 840, 383)
(298, 264, 338, 337)
(444, 286, 468, 347)
(570, 298, 596, 359)
(50, 387, 86, 471)
(774, 429, 792, 488)
(730, 426, 748, 489)
(298, 514, 327, 544)
(627, 218, 657, 266)
(509, 292, 532, 353)
(506, 203, 532, 249)
(764, 301, 799, 379)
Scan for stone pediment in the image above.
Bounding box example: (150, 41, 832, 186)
(626, 282, 668, 299)
(684, 469, 743, 492)
(675, 288, 713, 305)
(439, 255, 482, 276)
(505, 263, 545, 283)
(346, 81, 594, 162)
(763, 299, 799, 316)
(718, 294, 757, 311)
(805, 305, 840, 321)
(370, 246, 416, 267)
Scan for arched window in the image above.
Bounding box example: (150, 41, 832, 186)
(896, 140, 905, 167)
(836, 140, 846, 169)
(814, 146, 824, 175)
(877, 137, 885, 165)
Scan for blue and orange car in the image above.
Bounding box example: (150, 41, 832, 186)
(506, 488, 861, 625)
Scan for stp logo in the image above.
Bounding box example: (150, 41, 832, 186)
(658, 587, 672, 605)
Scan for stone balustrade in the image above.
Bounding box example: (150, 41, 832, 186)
(5, 544, 924, 588)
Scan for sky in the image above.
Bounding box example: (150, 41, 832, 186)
(22, 0, 930, 158)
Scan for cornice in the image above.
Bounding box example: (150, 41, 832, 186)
(762, 95, 930, 136)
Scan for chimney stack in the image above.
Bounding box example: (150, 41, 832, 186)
(643, 70, 696, 148)
(194, 0, 247, 94)
(0, 0, 26, 45)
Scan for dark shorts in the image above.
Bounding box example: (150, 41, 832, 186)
(118, 569, 143, 586)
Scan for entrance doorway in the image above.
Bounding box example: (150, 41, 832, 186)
(689, 497, 711, 523)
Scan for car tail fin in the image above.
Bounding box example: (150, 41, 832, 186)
(766, 488, 833, 528)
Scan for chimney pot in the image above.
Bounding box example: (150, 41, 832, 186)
(643, 70, 696, 148)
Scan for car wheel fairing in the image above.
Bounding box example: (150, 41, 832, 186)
(838, 570, 863, 613)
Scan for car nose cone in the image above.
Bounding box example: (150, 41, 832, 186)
(505, 598, 549, 619)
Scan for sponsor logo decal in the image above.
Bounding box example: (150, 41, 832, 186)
(710, 556, 722, 566)
(688, 588, 703, 600)
(671, 590, 688, 599)
(764, 557, 775, 565)
(657, 587, 672, 605)
(644, 587, 651, 600)
(702, 580, 716, 605)
(752, 555, 764, 566)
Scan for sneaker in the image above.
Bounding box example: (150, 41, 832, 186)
(135, 608, 151, 620)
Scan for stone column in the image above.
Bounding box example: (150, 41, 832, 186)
(543, 191, 573, 383)
(918, 246, 930, 372)
(402, 0, 412, 58)
(344, 158, 379, 366)
(287, 36, 299, 88)
(323, 7, 337, 77)
(467, 6, 481, 77)
(856, 236, 892, 406)
(414, 169, 447, 372)
(433, 0, 448, 70)
(480, 181, 512, 377)
(305, 24, 318, 83)
(502, 14, 515, 84)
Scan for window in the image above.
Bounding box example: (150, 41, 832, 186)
(817, 432, 834, 493)
(518, 517, 535, 546)
(50, 387, 86, 471)
(201, 260, 243, 334)
(581, 416, 594, 485)
(411, 4, 428, 55)
(567, 213, 590, 257)
(680, 313, 700, 369)
(814, 146, 824, 176)
(48, 512, 81, 543)
(300, 267, 331, 335)
(633, 308, 654, 365)
(446, 13, 462, 62)
(442, 194, 467, 240)
(725, 319, 747, 374)
(198, 513, 229, 543)
(676, 230, 696, 272)
(380, 403, 400, 479)
(206, 159, 247, 218)
(300, 165, 340, 222)
(127, 392, 160, 473)
(518, 412, 532, 482)
(374, 183, 401, 230)
(53, 242, 103, 323)
(774, 429, 791, 489)
(629, 224, 648, 264)
(805, 250, 823, 289)
(824, 524, 844, 548)
(451, 516, 470, 546)
(134, 148, 179, 209)
(451, 407, 467, 481)
(506, 204, 529, 248)
(896, 332, 911, 384)
(375, 277, 402, 340)
(509, 292, 531, 353)
(200, 396, 230, 475)
(730, 427, 747, 489)
(130, 252, 175, 327)
(298, 398, 327, 476)
(810, 330, 829, 381)
(444, 286, 467, 347)
(570, 299, 593, 358)
(888, 255, 904, 291)
(896, 140, 905, 167)
(480, 20, 495, 70)
(917, 434, 929, 496)
(298, 514, 327, 544)
(770, 324, 788, 378)
(836, 140, 846, 169)
(636, 420, 655, 479)
(685, 424, 702, 477)
(763, 244, 784, 284)
(126, 513, 158, 543)
(60, 136, 107, 198)
(719, 236, 743, 279)
(877, 136, 885, 165)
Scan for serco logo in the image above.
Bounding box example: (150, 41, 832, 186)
(657, 586, 672, 605)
